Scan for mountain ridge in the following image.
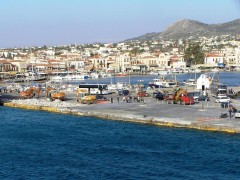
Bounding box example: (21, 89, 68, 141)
(125, 19, 240, 42)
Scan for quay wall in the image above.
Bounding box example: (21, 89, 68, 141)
(3, 100, 239, 134)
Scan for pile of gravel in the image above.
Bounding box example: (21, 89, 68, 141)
(11, 98, 80, 108)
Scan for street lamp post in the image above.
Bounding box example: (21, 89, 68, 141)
(137, 80, 144, 103)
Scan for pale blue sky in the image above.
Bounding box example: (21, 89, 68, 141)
(0, 0, 239, 48)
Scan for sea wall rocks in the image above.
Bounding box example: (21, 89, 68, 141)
(10, 98, 80, 108)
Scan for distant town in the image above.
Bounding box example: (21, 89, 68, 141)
(0, 33, 240, 79)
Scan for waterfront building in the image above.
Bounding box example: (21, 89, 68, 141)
(10, 60, 27, 72)
(204, 53, 224, 68)
(138, 54, 159, 71)
(169, 55, 186, 69)
(0, 60, 17, 72)
(157, 52, 169, 69)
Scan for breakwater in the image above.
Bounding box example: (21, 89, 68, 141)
(3, 97, 240, 134)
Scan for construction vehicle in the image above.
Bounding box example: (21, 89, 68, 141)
(20, 87, 41, 99)
(77, 88, 96, 104)
(163, 88, 194, 105)
(46, 87, 65, 101)
(173, 88, 195, 105)
(51, 91, 65, 101)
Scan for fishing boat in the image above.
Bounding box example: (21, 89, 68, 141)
(25, 72, 47, 82)
(183, 79, 197, 87)
(149, 74, 179, 88)
(149, 71, 159, 76)
(116, 72, 127, 77)
(50, 75, 63, 81)
(183, 68, 200, 87)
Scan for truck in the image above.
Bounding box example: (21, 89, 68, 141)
(76, 88, 96, 104)
(46, 87, 65, 101)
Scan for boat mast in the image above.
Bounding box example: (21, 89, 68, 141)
(128, 72, 131, 85)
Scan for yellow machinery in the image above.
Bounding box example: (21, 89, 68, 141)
(51, 91, 65, 101)
(20, 87, 41, 98)
(46, 87, 65, 101)
(174, 88, 187, 101)
(77, 88, 96, 104)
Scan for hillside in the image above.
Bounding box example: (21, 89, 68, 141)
(125, 19, 240, 41)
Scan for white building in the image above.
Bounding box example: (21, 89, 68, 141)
(196, 74, 212, 90)
(204, 53, 224, 67)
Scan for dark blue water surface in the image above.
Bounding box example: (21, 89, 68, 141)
(1, 107, 240, 179)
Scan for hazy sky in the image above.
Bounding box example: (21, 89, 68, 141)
(0, 0, 239, 48)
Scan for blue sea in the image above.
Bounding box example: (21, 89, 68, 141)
(62, 71, 240, 87)
(1, 106, 240, 179)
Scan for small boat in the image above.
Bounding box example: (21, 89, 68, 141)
(50, 75, 63, 81)
(211, 68, 219, 72)
(25, 72, 47, 82)
(149, 71, 159, 76)
(149, 75, 178, 88)
(183, 79, 197, 87)
(116, 72, 127, 77)
(158, 70, 170, 75)
(73, 74, 89, 80)
(26, 75, 47, 82)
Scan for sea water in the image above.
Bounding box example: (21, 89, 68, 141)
(1, 107, 240, 179)
(62, 71, 240, 87)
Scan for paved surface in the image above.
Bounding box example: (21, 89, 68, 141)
(2, 88, 240, 133)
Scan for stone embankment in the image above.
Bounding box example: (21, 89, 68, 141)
(3, 96, 240, 134)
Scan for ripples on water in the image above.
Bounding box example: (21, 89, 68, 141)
(1, 107, 240, 179)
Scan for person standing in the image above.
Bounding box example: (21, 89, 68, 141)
(117, 95, 119, 103)
(228, 106, 232, 118)
(111, 96, 113, 103)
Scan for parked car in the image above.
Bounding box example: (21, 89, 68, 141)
(220, 102, 230, 108)
(235, 110, 240, 118)
(196, 95, 210, 101)
(152, 91, 161, 98)
(217, 94, 228, 99)
(155, 93, 164, 100)
(137, 91, 149, 97)
(215, 96, 231, 103)
(118, 89, 129, 96)
(188, 91, 201, 100)
(163, 93, 174, 100)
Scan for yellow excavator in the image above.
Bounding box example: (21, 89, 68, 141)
(173, 88, 194, 105)
(20, 87, 41, 99)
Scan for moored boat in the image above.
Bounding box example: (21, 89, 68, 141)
(149, 75, 179, 88)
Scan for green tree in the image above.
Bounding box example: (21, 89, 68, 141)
(130, 47, 139, 56)
(184, 43, 204, 66)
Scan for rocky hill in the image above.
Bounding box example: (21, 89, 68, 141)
(126, 19, 240, 41)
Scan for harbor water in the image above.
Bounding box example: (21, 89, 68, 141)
(1, 106, 240, 179)
(57, 71, 240, 87)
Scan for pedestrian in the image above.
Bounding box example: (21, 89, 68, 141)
(137, 96, 140, 102)
(228, 106, 232, 118)
(117, 95, 119, 103)
(111, 96, 113, 103)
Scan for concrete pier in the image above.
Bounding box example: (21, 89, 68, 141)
(2, 89, 240, 134)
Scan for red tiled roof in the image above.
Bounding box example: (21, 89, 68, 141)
(170, 55, 179, 59)
(0, 60, 11, 64)
(48, 59, 60, 62)
(207, 53, 222, 57)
